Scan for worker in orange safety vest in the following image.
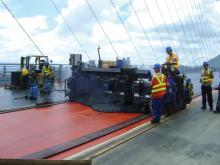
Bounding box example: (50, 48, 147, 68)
(150, 63, 167, 124)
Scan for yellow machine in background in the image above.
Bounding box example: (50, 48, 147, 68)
(101, 61, 116, 68)
(10, 55, 55, 90)
(97, 46, 116, 68)
(97, 46, 130, 69)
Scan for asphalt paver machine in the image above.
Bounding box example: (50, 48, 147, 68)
(65, 54, 152, 113)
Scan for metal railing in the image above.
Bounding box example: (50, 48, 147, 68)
(0, 63, 72, 85)
(0, 63, 219, 86)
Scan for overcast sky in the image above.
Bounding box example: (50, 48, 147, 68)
(0, 0, 220, 66)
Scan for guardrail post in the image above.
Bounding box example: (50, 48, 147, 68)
(3, 66, 6, 76)
(58, 64, 63, 81)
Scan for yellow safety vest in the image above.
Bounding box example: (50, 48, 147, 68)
(166, 53, 179, 70)
(201, 68, 213, 86)
(21, 68, 29, 76)
(42, 66, 52, 75)
(185, 83, 194, 97)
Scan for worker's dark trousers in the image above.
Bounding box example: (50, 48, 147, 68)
(216, 90, 220, 112)
(21, 75, 28, 89)
(151, 97, 165, 122)
(201, 85, 213, 109)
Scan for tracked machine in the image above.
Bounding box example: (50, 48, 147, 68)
(9, 55, 54, 89)
(65, 53, 193, 114)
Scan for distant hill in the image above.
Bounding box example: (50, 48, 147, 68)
(209, 55, 220, 69)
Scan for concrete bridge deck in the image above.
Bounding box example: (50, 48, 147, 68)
(94, 92, 220, 165)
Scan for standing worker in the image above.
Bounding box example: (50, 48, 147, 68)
(39, 60, 45, 72)
(42, 62, 52, 77)
(150, 63, 167, 124)
(165, 46, 180, 74)
(39, 62, 53, 89)
(213, 70, 220, 113)
(200, 61, 214, 111)
(213, 84, 220, 113)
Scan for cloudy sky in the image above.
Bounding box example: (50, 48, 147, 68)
(0, 0, 220, 66)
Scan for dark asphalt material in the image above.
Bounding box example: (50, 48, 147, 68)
(94, 93, 220, 165)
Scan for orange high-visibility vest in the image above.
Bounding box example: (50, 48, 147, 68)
(201, 68, 213, 86)
(151, 73, 167, 98)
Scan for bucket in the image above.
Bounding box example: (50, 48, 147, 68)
(116, 59, 124, 68)
(32, 86, 38, 99)
(28, 85, 38, 99)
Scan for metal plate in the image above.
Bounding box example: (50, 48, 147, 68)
(0, 159, 91, 165)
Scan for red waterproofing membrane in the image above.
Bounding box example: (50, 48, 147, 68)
(21, 114, 148, 159)
(0, 102, 144, 159)
(48, 117, 152, 160)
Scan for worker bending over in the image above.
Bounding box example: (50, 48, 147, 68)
(165, 46, 180, 74)
(150, 63, 167, 124)
(200, 61, 214, 111)
(185, 78, 194, 103)
(21, 67, 29, 89)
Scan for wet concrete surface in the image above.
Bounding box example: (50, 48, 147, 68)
(0, 83, 67, 111)
(94, 93, 220, 165)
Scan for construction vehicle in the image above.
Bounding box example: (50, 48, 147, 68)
(162, 63, 193, 115)
(65, 54, 151, 113)
(9, 55, 54, 90)
(65, 53, 193, 115)
(7, 55, 55, 102)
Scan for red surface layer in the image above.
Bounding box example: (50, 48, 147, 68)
(48, 117, 152, 160)
(0, 103, 140, 159)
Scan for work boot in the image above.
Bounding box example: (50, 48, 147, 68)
(151, 119, 160, 124)
(213, 108, 220, 114)
(201, 106, 206, 110)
